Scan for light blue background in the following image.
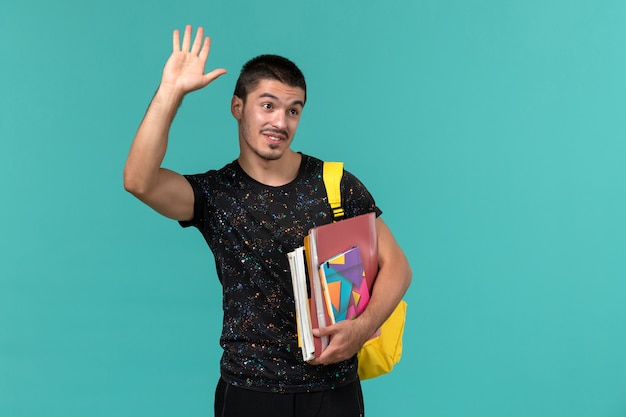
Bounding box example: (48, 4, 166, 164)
(2, 1, 625, 416)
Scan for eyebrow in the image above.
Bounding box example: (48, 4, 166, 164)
(259, 92, 304, 108)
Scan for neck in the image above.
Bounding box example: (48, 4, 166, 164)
(238, 150, 302, 186)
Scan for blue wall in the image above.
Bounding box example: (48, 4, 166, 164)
(1, 1, 625, 416)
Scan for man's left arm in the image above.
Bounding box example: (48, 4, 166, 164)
(310, 217, 412, 365)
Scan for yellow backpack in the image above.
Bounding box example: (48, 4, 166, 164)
(322, 161, 408, 380)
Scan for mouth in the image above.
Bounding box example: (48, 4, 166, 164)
(261, 129, 288, 142)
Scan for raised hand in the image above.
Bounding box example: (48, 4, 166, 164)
(161, 25, 227, 94)
(124, 25, 226, 221)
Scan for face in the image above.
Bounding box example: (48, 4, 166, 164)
(231, 79, 305, 162)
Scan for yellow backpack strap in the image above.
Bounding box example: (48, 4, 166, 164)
(323, 161, 344, 221)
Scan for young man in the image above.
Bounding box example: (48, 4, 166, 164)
(124, 25, 411, 417)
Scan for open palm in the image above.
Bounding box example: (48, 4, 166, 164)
(161, 25, 226, 93)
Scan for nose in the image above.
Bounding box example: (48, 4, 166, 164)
(271, 111, 286, 129)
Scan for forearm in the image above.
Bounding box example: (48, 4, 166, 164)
(124, 85, 184, 195)
(354, 219, 412, 340)
(356, 251, 411, 339)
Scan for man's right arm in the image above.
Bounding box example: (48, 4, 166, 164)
(123, 25, 226, 221)
(124, 85, 195, 220)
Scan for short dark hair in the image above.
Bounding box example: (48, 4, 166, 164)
(234, 54, 307, 104)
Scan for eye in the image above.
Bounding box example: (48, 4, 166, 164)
(262, 103, 273, 110)
(289, 108, 300, 116)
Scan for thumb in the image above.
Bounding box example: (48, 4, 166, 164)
(202, 68, 228, 85)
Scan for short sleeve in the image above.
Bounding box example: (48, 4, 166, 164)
(340, 169, 383, 219)
(178, 174, 210, 229)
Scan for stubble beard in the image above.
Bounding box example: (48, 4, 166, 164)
(256, 145, 283, 161)
(241, 126, 288, 162)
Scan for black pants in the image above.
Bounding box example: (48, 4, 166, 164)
(214, 378, 365, 417)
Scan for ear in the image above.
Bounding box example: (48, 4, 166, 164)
(231, 95, 243, 120)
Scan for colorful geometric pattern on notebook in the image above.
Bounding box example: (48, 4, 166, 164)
(322, 246, 371, 321)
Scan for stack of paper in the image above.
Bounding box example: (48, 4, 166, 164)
(287, 247, 315, 361)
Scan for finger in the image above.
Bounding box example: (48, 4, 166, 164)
(172, 29, 180, 52)
(313, 326, 334, 337)
(202, 68, 228, 85)
(182, 25, 192, 52)
(198, 36, 211, 61)
(308, 349, 337, 366)
(307, 352, 329, 365)
(307, 358, 322, 366)
(191, 26, 204, 55)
